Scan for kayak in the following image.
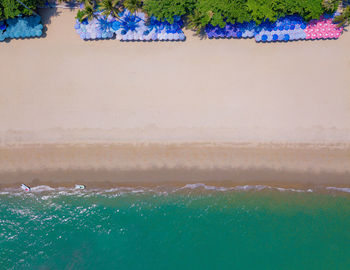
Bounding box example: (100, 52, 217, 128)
(21, 184, 31, 191)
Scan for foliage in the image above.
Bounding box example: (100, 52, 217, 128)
(143, 0, 196, 23)
(321, 0, 340, 12)
(142, 0, 337, 31)
(333, 6, 350, 27)
(272, 0, 327, 21)
(123, 0, 142, 13)
(0, 0, 43, 20)
(76, 0, 96, 22)
(98, 0, 122, 18)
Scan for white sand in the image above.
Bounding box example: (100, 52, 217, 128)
(0, 8, 349, 144)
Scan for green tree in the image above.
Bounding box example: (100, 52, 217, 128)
(333, 6, 350, 27)
(143, 0, 196, 23)
(0, 0, 43, 20)
(99, 0, 122, 18)
(76, 0, 96, 22)
(186, 9, 210, 33)
(123, 0, 141, 13)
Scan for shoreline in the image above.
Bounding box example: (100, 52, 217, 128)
(1, 142, 349, 189)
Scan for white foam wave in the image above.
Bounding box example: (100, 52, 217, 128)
(178, 183, 309, 193)
(30, 185, 55, 192)
(2, 184, 350, 197)
(179, 183, 232, 191)
(326, 187, 350, 193)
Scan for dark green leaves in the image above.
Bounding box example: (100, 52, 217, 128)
(143, 0, 196, 23)
(0, 0, 43, 20)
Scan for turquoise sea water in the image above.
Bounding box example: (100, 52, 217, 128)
(1, 185, 350, 269)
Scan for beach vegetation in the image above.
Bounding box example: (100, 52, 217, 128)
(322, 0, 340, 12)
(142, 0, 338, 32)
(333, 6, 350, 27)
(123, 0, 142, 13)
(98, 0, 122, 18)
(0, 0, 43, 20)
(143, 0, 196, 23)
(76, 0, 96, 22)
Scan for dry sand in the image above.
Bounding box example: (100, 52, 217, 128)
(0, 8, 349, 188)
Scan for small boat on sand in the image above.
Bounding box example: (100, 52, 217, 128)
(75, 184, 86, 190)
(21, 184, 31, 191)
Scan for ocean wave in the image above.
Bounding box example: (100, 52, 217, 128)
(177, 183, 310, 193)
(326, 187, 350, 193)
(30, 185, 55, 192)
(1, 184, 350, 197)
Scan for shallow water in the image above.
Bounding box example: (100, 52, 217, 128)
(1, 185, 350, 269)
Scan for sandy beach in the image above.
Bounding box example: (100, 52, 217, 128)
(0, 8, 349, 188)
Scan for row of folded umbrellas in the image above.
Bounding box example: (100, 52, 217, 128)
(0, 16, 43, 42)
(0, 13, 343, 43)
(75, 10, 186, 41)
(206, 14, 343, 42)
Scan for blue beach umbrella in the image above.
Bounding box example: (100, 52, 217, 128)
(273, 34, 278, 41)
(0, 23, 6, 31)
(261, 34, 268, 42)
(284, 34, 290, 41)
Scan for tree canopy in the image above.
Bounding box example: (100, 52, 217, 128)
(0, 0, 343, 33)
(0, 0, 43, 20)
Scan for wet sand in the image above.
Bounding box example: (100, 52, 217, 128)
(0, 143, 349, 189)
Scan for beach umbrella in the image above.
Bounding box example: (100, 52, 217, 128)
(90, 32, 97, 39)
(273, 34, 278, 41)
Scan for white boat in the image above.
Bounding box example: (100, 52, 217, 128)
(75, 184, 86, 190)
(21, 184, 31, 191)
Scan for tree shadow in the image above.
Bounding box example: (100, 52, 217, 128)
(38, 7, 62, 26)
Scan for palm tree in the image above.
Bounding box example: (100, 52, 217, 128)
(187, 10, 211, 36)
(322, 0, 338, 11)
(333, 6, 350, 27)
(99, 0, 122, 18)
(123, 0, 141, 14)
(14, 0, 38, 16)
(76, 0, 96, 22)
